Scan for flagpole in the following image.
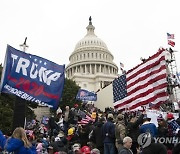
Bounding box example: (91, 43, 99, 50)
(12, 37, 29, 130)
(166, 32, 179, 112)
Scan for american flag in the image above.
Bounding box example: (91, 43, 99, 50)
(78, 115, 94, 125)
(168, 40, 175, 47)
(113, 48, 168, 111)
(167, 33, 175, 39)
(120, 62, 124, 68)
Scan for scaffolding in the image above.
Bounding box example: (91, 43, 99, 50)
(166, 47, 180, 111)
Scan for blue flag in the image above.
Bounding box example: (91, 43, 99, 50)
(76, 89, 97, 101)
(0, 45, 65, 109)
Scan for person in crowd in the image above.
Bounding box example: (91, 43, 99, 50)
(67, 127, 80, 150)
(126, 112, 144, 154)
(49, 135, 67, 153)
(172, 143, 180, 154)
(90, 117, 105, 154)
(102, 113, 116, 154)
(64, 106, 70, 135)
(115, 113, 126, 152)
(56, 107, 65, 131)
(141, 137, 167, 154)
(166, 113, 180, 137)
(0, 127, 36, 154)
(48, 114, 58, 138)
(176, 112, 180, 126)
(69, 143, 81, 154)
(118, 136, 133, 154)
(90, 148, 100, 154)
(140, 114, 157, 137)
(81, 145, 91, 154)
(78, 124, 89, 147)
(157, 114, 168, 137)
(36, 138, 43, 154)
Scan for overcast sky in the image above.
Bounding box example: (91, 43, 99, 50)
(0, 0, 180, 73)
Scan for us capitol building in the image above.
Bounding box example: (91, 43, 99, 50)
(66, 17, 118, 92)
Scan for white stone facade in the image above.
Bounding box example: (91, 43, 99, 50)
(66, 18, 118, 92)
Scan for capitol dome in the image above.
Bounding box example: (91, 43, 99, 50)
(66, 17, 118, 92)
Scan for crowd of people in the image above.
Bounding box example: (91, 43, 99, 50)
(0, 103, 180, 154)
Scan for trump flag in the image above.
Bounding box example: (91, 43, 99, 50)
(76, 89, 97, 101)
(113, 48, 168, 111)
(0, 45, 65, 109)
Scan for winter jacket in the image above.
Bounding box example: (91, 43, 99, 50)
(92, 121, 104, 148)
(126, 114, 143, 142)
(141, 143, 167, 154)
(140, 122, 157, 137)
(118, 147, 133, 154)
(0, 130, 36, 154)
(102, 120, 115, 143)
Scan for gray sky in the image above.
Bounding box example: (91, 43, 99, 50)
(0, 0, 180, 72)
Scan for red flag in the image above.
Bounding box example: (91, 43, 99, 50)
(113, 48, 168, 111)
(168, 40, 175, 47)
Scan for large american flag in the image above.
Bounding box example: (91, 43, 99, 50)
(113, 48, 168, 111)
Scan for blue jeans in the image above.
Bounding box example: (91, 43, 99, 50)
(104, 143, 116, 154)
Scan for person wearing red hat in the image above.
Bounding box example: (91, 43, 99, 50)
(166, 113, 180, 137)
(81, 145, 91, 154)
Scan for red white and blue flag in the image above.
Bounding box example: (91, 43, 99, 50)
(78, 115, 94, 125)
(0, 45, 65, 109)
(168, 40, 175, 47)
(76, 89, 97, 101)
(167, 33, 175, 39)
(113, 48, 168, 111)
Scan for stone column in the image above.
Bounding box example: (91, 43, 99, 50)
(95, 64, 97, 73)
(90, 64, 92, 74)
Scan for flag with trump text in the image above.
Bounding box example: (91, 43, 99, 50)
(0, 45, 65, 109)
(113, 48, 168, 111)
(76, 89, 97, 101)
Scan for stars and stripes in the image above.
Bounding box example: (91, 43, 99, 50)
(113, 48, 168, 111)
(78, 115, 94, 125)
(167, 33, 175, 47)
(167, 33, 175, 39)
(168, 40, 175, 47)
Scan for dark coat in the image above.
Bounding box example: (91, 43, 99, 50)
(102, 119, 115, 143)
(141, 143, 167, 154)
(92, 121, 104, 148)
(118, 147, 133, 154)
(126, 114, 143, 142)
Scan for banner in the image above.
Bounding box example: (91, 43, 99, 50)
(0, 45, 65, 109)
(146, 109, 179, 127)
(76, 89, 97, 101)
